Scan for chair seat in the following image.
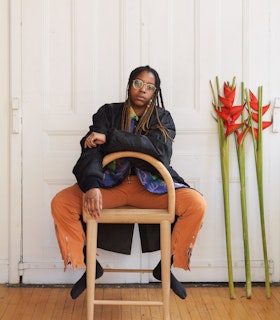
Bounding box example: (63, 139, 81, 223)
(85, 206, 174, 224)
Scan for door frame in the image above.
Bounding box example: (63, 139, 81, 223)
(9, 0, 23, 284)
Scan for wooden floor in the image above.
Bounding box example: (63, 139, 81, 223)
(0, 283, 279, 319)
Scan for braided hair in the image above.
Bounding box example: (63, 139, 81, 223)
(121, 65, 171, 141)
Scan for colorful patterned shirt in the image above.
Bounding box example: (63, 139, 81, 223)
(100, 107, 187, 194)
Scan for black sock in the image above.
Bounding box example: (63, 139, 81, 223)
(70, 260, 103, 299)
(152, 259, 187, 300)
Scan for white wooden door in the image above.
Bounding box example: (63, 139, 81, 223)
(10, 0, 215, 285)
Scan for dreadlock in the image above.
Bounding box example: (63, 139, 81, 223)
(121, 65, 172, 141)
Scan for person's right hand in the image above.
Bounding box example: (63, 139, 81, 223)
(84, 188, 103, 219)
(84, 132, 106, 148)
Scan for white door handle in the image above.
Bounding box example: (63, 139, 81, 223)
(11, 97, 21, 134)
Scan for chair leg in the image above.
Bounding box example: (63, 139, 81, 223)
(86, 220, 98, 320)
(160, 220, 171, 320)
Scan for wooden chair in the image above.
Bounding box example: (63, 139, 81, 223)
(83, 151, 176, 320)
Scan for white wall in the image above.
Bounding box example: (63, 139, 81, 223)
(0, 0, 9, 283)
(266, 0, 280, 284)
(1, 0, 280, 285)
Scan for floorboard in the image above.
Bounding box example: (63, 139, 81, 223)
(0, 284, 279, 320)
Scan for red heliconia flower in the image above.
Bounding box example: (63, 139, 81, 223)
(236, 127, 250, 146)
(258, 104, 270, 115)
(225, 122, 245, 137)
(213, 82, 247, 145)
(250, 122, 272, 141)
(251, 113, 273, 129)
(216, 104, 245, 124)
(249, 91, 271, 114)
(249, 90, 258, 110)
(222, 83, 236, 106)
(247, 90, 272, 140)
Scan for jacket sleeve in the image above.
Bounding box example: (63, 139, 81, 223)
(103, 109, 175, 167)
(72, 147, 104, 192)
(72, 104, 113, 192)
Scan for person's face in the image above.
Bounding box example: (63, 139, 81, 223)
(129, 71, 156, 113)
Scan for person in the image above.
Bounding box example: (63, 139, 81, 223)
(51, 65, 206, 300)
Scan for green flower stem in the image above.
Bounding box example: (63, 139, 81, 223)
(256, 87, 271, 298)
(235, 82, 251, 298)
(220, 136, 235, 299)
(236, 141, 252, 298)
(246, 87, 271, 298)
(211, 77, 235, 299)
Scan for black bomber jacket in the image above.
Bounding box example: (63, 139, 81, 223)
(73, 102, 189, 193)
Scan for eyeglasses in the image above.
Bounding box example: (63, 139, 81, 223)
(132, 79, 156, 92)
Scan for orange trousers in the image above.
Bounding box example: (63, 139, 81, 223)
(51, 176, 206, 271)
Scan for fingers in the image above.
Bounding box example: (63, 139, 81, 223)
(84, 192, 103, 219)
(84, 133, 106, 148)
(84, 137, 97, 148)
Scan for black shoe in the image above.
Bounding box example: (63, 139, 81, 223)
(153, 260, 187, 300)
(70, 260, 103, 299)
